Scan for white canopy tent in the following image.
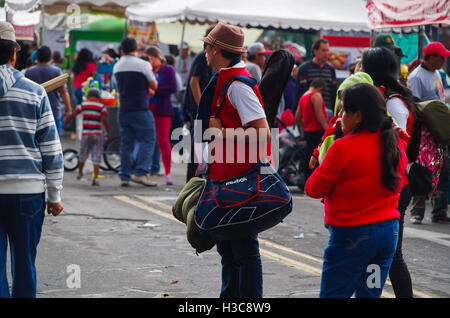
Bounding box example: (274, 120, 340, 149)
(5, 0, 154, 11)
(126, 0, 370, 32)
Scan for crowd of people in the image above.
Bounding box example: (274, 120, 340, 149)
(0, 19, 449, 299)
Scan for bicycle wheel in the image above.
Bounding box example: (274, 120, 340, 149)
(103, 136, 121, 172)
(63, 148, 79, 171)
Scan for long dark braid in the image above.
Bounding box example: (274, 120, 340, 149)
(342, 83, 401, 191)
(380, 115, 401, 191)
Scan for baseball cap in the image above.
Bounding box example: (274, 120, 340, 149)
(178, 41, 189, 50)
(374, 34, 399, 51)
(0, 22, 21, 51)
(423, 42, 450, 58)
(248, 42, 272, 56)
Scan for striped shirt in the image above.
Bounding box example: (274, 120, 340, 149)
(295, 61, 337, 111)
(76, 101, 107, 135)
(0, 64, 63, 202)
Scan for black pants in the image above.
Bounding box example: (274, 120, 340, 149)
(186, 121, 197, 182)
(304, 130, 324, 179)
(388, 184, 413, 298)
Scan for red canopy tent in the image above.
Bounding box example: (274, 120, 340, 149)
(366, 0, 450, 59)
(366, 0, 450, 29)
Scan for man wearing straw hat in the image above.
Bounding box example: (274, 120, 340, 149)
(197, 22, 271, 298)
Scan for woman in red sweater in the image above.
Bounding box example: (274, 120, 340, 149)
(305, 83, 407, 298)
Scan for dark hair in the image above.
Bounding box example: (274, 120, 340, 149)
(102, 48, 119, 59)
(145, 45, 162, 58)
(424, 53, 441, 60)
(220, 48, 241, 61)
(86, 87, 101, 100)
(0, 40, 16, 65)
(52, 50, 62, 62)
(16, 40, 30, 70)
(37, 46, 52, 63)
(165, 54, 175, 67)
(72, 48, 94, 74)
(121, 37, 137, 54)
(311, 39, 329, 56)
(310, 79, 326, 89)
(205, 25, 215, 37)
(362, 47, 417, 118)
(342, 83, 401, 191)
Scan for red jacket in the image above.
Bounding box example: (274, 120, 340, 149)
(305, 129, 407, 227)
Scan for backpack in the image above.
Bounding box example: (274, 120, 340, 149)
(408, 124, 444, 196)
(415, 99, 450, 146)
(259, 49, 295, 128)
(387, 94, 444, 196)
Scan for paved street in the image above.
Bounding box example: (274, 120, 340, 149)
(27, 132, 450, 298)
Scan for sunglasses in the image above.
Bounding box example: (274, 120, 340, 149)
(203, 43, 216, 51)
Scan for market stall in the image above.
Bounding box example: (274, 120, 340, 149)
(68, 17, 124, 66)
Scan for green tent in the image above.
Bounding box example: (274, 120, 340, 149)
(68, 18, 125, 67)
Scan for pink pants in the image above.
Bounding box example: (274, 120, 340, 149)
(149, 105, 172, 175)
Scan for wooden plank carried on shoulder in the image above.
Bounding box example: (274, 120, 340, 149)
(41, 73, 69, 93)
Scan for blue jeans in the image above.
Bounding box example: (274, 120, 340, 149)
(118, 110, 156, 181)
(0, 193, 45, 298)
(216, 235, 263, 298)
(73, 88, 83, 106)
(150, 144, 161, 175)
(320, 219, 399, 298)
(54, 116, 62, 135)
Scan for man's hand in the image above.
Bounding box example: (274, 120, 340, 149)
(63, 113, 72, 126)
(47, 201, 63, 216)
(209, 117, 223, 130)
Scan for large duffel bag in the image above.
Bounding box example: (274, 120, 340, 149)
(194, 161, 292, 242)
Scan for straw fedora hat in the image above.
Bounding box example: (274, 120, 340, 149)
(201, 22, 246, 54)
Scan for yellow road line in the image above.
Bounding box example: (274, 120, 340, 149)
(259, 239, 323, 264)
(135, 195, 174, 211)
(114, 195, 183, 224)
(114, 195, 435, 298)
(259, 249, 322, 276)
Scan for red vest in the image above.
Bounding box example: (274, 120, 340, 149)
(208, 65, 270, 181)
(299, 91, 327, 132)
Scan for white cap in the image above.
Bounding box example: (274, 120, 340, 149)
(0, 22, 21, 51)
(178, 41, 189, 50)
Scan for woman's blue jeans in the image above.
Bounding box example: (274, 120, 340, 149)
(0, 193, 45, 298)
(216, 235, 263, 298)
(320, 219, 399, 298)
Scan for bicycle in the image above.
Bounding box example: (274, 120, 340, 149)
(63, 136, 120, 172)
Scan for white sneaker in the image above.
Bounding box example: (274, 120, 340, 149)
(131, 175, 157, 187)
